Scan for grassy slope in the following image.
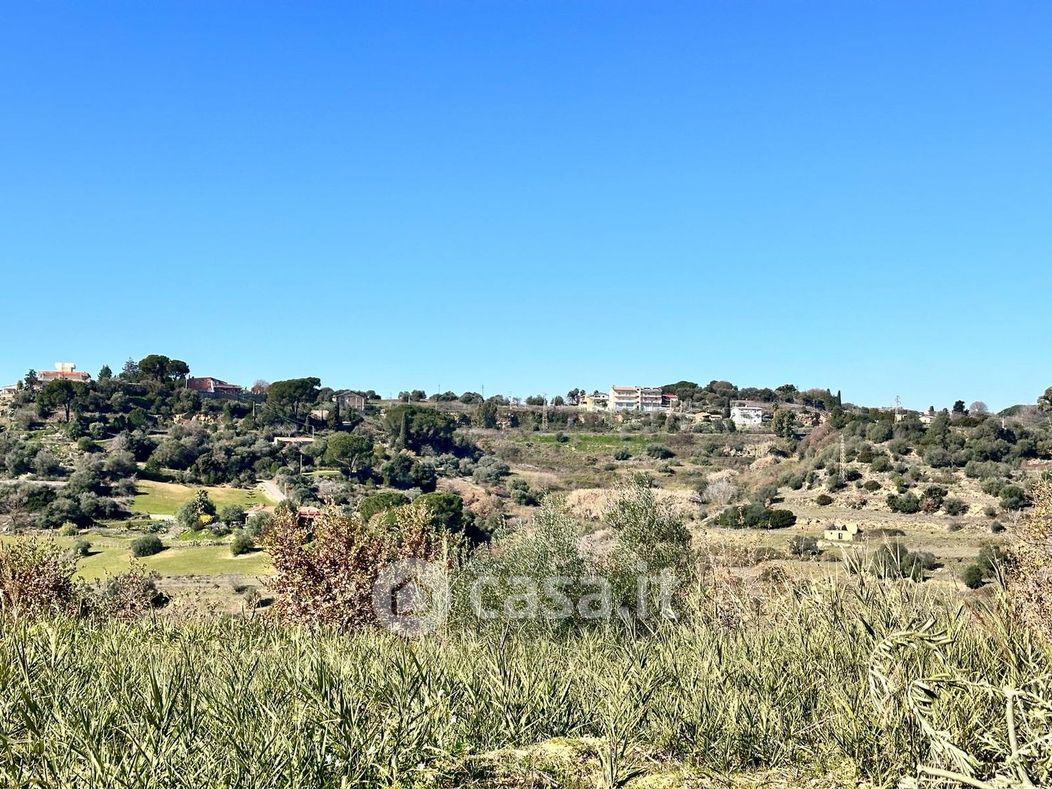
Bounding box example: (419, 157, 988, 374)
(131, 480, 274, 516)
(0, 533, 273, 581)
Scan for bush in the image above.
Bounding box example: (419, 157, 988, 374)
(357, 491, 411, 523)
(646, 444, 674, 460)
(767, 509, 797, 529)
(130, 535, 163, 558)
(870, 456, 892, 473)
(265, 503, 453, 630)
(943, 497, 969, 516)
(230, 531, 255, 557)
(91, 564, 166, 620)
(863, 480, 881, 492)
(219, 504, 247, 526)
(72, 539, 92, 557)
(815, 494, 834, 506)
(789, 535, 821, 557)
(961, 563, 984, 589)
(887, 493, 921, 514)
(1000, 484, 1030, 511)
(472, 456, 511, 484)
(613, 448, 632, 461)
(176, 490, 217, 530)
(716, 504, 796, 530)
(868, 542, 934, 581)
(0, 540, 80, 616)
(990, 520, 1006, 534)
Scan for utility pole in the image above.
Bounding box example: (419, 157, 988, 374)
(839, 433, 847, 481)
(541, 393, 549, 431)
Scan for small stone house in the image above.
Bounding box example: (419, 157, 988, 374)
(823, 523, 861, 543)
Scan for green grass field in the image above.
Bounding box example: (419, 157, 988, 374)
(131, 480, 273, 516)
(0, 533, 273, 581)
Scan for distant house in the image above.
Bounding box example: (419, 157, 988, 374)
(38, 362, 90, 383)
(663, 393, 680, 410)
(823, 523, 861, 543)
(579, 391, 609, 412)
(187, 377, 243, 396)
(332, 390, 366, 412)
(273, 436, 315, 447)
(730, 405, 765, 429)
(607, 386, 667, 412)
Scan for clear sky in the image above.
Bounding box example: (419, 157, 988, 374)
(1, 2, 1049, 410)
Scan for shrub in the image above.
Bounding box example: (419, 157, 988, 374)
(981, 478, 1006, 497)
(862, 480, 881, 492)
(219, 504, 247, 526)
(472, 456, 511, 484)
(869, 542, 934, 581)
(176, 490, 217, 530)
(1005, 482, 1052, 640)
(265, 503, 454, 631)
(869, 527, 906, 538)
(789, 535, 821, 557)
(990, 520, 1006, 534)
(870, 456, 892, 473)
(230, 531, 255, 557)
(815, 494, 833, 506)
(130, 535, 163, 558)
(704, 479, 738, 505)
(887, 493, 921, 514)
(613, 448, 632, 461)
(72, 539, 92, 557)
(961, 563, 984, 589)
(716, 504, 796, 530)
(0, 540, 81, 616)
(767, 509, 797, 529)
(646, 444, 674, 460)
(1000, 484, 1030, 511)
(943, 497, 969, 516)
(90, 564, 166, 620)
(357, 491, 411, 523)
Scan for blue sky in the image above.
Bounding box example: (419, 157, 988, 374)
(1, 2, 1049, 410)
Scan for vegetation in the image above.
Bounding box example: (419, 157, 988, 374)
(0, 581, 1048, 786)
(130, 534, 164, 558)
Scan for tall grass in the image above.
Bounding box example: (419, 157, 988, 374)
(1, 580, 1048, 787)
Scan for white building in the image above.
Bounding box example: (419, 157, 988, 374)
(730, 405, 765, 428)
(607, 386, 668, 412)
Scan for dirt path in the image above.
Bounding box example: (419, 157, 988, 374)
(259, 479, 286, 503)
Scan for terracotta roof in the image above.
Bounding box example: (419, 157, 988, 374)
(38, 370, 90, 381)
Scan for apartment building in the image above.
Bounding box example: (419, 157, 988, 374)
(608, 386, 668, 412)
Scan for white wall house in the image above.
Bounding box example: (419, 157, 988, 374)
(730, 405, 765, 428)
(607, 386, 669, 412)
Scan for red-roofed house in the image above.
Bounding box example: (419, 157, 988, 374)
(187, 377, 243, 395)
(38, 363, 91, 383)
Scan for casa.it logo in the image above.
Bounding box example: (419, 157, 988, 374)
(371, 559, 450, 637)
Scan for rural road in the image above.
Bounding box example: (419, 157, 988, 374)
(260, 479, 287, 503)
